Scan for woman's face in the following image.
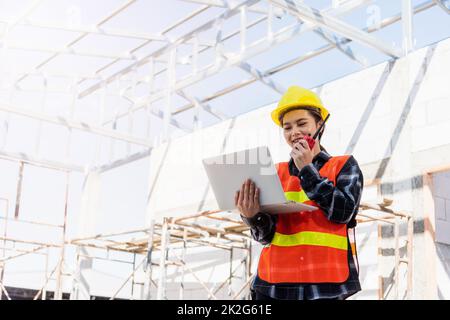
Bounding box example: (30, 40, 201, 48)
(281, 109, 321, 149)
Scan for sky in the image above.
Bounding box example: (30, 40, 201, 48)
(0, 0, 449, 297)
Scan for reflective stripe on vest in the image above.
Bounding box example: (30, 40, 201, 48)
(272, 231, 348, 250)
(284, 190, 309, 203)
(282, 190, 347, 251)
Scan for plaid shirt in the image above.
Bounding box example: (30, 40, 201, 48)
(241, 150, 363, 300)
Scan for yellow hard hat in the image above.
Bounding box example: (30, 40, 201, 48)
(271, 86, 329, 127)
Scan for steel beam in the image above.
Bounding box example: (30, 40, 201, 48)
(4, 0, 43, 31)
(238, 61, 286, 94)
(402, 0, 414, 55)
(432, 0, 450, 13)
(0, 149, 84, 172)
(176, 90, 228, 121)
(78, 0, 260, 99)
(173, 0, 433, 117)
(95, 0, 371, 125)
(180, 0, 285, 16)
(2, 43, 138, 61)
(0, 19, 169, 42)
(76, 4, 212, 95)
(121, 94, 193, 133)
(14, 0, 138, 85)
(96, 149, 152, 173)
(270, 0, 402, 58)
(312, 27, 368, 66)
(0, 102, 152, 147)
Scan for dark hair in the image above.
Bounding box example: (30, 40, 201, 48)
(279, 106, 328, 153)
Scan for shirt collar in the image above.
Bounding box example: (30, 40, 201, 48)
(313, 150, 331, 164)
(288, 149, 331, 177)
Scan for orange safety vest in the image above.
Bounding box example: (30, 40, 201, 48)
(258, 155, 353, 284)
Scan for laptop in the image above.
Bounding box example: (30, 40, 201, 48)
(202, 146, 317, 214)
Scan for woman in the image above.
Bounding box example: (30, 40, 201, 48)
(235, 86, 364, 300)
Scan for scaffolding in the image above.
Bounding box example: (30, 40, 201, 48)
(68, 211, 252, 300)
(0, 191, 414, 299)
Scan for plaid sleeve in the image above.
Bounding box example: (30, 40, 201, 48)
(299, 156, 364, 224)
(240, 212, 277, 245)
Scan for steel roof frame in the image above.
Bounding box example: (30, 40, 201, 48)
(0, 0, 443, 172)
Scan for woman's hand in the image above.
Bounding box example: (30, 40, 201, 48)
(290, 138, 314, 172)
(235, 179, 260, 218)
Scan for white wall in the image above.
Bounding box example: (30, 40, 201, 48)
(433, 171, 450, 299)
(433, 172, 450, 245)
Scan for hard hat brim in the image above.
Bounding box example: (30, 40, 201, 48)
(271, 103, 329, 127)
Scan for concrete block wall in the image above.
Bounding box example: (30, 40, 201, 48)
(433, 172, 450, 245)
(433, 171, 450, 300)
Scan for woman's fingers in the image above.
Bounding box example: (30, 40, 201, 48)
(298, 139, 308, 150)
(254, 187, 259, 203)
(236, 180, 260, 217)
(292, 142, 307, 160)
(236, 179, 259, 208)
(239, 181, 247, 209)
(237, 184, 244, 210)
(295, 140, 307, 152)
(239, 179, 257, 207)
(243, 179, 250, 205)
(250, 181, 257, 207)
